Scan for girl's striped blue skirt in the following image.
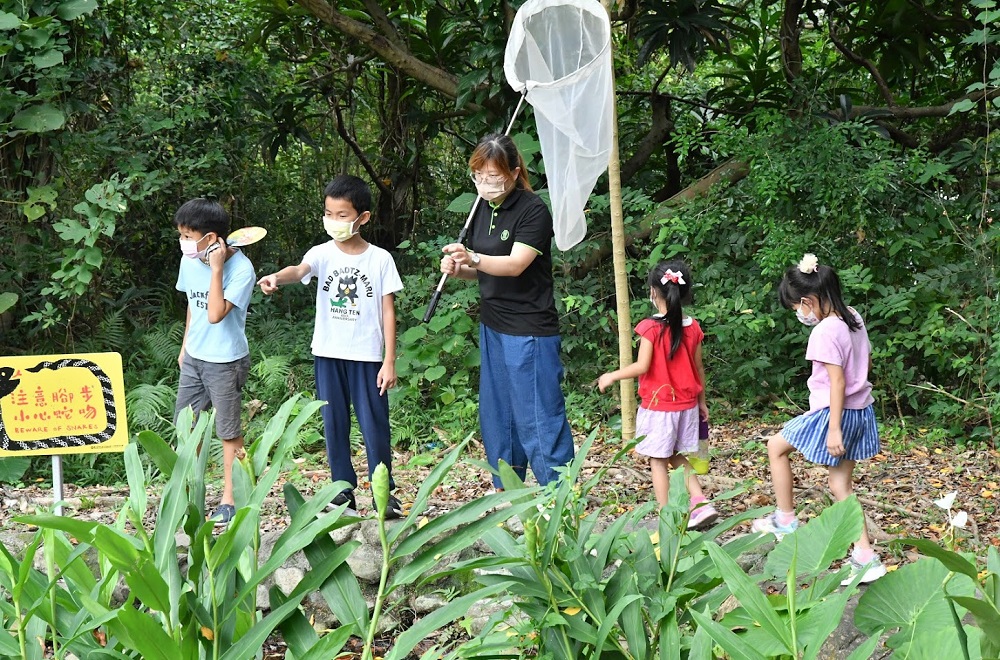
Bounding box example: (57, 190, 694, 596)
(783, 405, 879, 466)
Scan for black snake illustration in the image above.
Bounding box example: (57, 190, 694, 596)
(0, 359, 117, 451)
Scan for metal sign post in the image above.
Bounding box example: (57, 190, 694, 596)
(52, 455, 64, 516)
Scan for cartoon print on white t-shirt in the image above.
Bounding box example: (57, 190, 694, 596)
(323, 268, 373, 319)
(336, 276, 359, 307)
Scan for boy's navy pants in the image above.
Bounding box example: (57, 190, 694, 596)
(314, 356, 394, 491)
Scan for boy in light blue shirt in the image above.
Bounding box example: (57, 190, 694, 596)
(174, 198, 256, 525)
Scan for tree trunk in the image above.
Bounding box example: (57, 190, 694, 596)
(372, 68, 417, 248)
(780, 0, 805, 82)
(602, 0, 637, 441)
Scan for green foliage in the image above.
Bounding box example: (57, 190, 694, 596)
(565, 107, 1000, 436)
(0, 292, 16, 315)
(125, 381, 177, 440)
(449, 435, 876, 658)
(855, 546, 986, 658)
(0, 0, 99, 139)
(26, 174, 159, 329)
(353, 436, 542, 660)
(704, 2, 789, 112)
(2, 0, 999, 466)
(392, 237, 482, 445)
(0, 456, 30, 483)
(1, 396, 359, 658)
(4, 397, 548, 658)
(634, 0, 730, 72)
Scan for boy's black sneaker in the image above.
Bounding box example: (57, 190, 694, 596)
(375, 494, 404, 520)
(208, 503, 235, 527)
(325, 489, 357, 515)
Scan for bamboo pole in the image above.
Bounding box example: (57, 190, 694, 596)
(601, 0, 636, 440)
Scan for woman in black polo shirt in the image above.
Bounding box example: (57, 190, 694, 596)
(440, 133, 576, 489)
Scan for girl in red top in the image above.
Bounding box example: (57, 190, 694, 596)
(598, 261, 718, 528)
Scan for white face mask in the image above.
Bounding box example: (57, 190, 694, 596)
(796, 306, 820, 326)
(475, 180, 508, 201)
(323, 215, 361, 242)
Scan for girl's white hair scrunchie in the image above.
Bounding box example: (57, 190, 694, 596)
(660, 269, 686, 285)
(798, 253, 819, 274)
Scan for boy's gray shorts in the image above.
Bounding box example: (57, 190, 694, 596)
(174, 354, 250, 440)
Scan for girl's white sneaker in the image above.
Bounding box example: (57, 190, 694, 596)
(841, 555, 887, 585)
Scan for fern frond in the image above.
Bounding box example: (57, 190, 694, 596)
(125, 380, 176, 437)
(140, 322, 184, 371)
(252, 353, 291, 385)
(101, 308, 128, 351)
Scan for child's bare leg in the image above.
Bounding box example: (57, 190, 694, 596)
(649, 457, 671, 507)
(766, 433, 796, 512)
(221, 436, 244, 506)
(829, 460, 873, 552)
(667, 454, 706, 501)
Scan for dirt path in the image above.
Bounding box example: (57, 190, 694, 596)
(3, 420, 997, 558)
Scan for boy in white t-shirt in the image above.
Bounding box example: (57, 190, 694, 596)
(257, 176, 404, 517)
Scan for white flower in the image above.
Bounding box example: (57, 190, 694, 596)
(934, 492, 957, 510)
(798, 253, 819, 274)
(951, 511, 968, 528)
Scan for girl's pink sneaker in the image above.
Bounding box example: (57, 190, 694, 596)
(688, 502, 719, 529)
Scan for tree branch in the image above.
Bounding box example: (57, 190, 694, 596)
(879, 122, 920, 149)
(609, 0, 639, 22)
(619, 90, 745, 117)
(829, 22, 895, 107)
(332, 102, 392, 199)
(296, 0, 462, 100)
(851, 87, 1000, 119)
(780, 0, 805, 82)
(569, 159, 749, 278)
(621, 94, 673, 182)
(361, 0, 404, 48)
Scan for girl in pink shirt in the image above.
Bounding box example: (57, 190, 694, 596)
(598, 261, 718, 529)
(752, 253, 885, 584)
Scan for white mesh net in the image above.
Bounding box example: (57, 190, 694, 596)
(504, 0, 613, 250)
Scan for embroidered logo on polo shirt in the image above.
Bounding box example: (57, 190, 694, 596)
(500, 229, 510, 241)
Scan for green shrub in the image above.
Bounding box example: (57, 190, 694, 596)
(450, 433, 881, 659)
(1, 396, 357, 658)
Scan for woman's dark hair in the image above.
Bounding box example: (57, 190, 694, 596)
(324, 174, 372, 214)
(649, 260, 693, 358)
(778, 259, 861, 331)
(469, 133, 532, 191)
(174, 198, 230, 239)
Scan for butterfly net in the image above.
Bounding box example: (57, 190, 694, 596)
(504, 0, 613, 250)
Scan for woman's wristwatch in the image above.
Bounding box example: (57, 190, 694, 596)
(467, 250, 481, 267)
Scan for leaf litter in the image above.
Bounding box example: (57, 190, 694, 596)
(2, 420, 996, 552)
(2, 420, 997, 658)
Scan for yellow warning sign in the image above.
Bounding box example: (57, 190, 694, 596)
(0, 353, 128, 457)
